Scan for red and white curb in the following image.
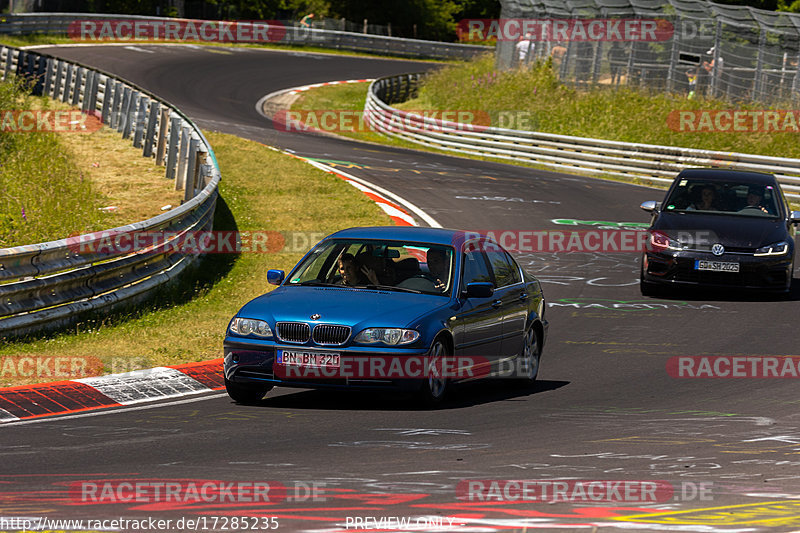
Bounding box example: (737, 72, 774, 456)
(0, 359, 223, 423)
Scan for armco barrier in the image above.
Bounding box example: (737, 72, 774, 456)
(364, 73, 800, 198)
(0, 13, 485, 60)
(0, 44, 219, 338)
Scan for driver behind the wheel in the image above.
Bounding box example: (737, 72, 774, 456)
(739, 185, 768, 213)
(425, 248, 450, 292)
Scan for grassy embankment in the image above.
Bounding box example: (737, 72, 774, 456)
(291, 53, 800, 206)
(0, 79, 391, 386)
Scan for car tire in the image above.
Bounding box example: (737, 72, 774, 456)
(517, 326, 541, 385)
(418, 338, 449, 406)
(224, 377, 273, 404)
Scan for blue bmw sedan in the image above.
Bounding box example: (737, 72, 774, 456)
(223, 226, 548, 405)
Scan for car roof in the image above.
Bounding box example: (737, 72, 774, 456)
(325, 226, 475, 246)
(676, 168, 777, 185)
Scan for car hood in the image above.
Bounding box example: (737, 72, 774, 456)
(654, 211, 787, 248)
(237, 286, 451, 329)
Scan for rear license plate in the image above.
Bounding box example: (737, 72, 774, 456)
(695, 260, 739, 272)
(277, 350, 340, 368)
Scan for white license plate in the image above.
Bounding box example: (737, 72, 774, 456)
(278, 350, 340, 368)
(695, 260, 740, 272)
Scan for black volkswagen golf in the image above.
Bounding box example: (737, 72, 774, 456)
(640, 169, 800, 295)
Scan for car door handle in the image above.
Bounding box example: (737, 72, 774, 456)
(518, 293, 528, 300)
(492, 299, 503, 308)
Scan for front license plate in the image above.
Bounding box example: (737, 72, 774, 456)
(277, 350, 340, 368)
(695, 260, 740, 272)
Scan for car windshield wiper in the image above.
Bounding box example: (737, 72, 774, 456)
(295, 280, 340, 287)
(363, 284, 422, 294)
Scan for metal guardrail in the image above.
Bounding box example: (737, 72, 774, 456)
(0, 44, 220, 338)
(364, 73, 800, 198)
(0, 13, 486, 60)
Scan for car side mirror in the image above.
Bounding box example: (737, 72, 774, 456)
(463, 282, 494, 298)
(267, 269, 285, 286)
(790, 211, 800, 224)
(640, 200, 659, 213)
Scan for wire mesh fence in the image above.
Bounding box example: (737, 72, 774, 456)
(497, 0, 800, 105)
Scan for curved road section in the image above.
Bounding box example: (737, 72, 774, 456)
(1, 44, 799, 532)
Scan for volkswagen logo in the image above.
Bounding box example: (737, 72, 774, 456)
(711, 243, 725, 256)
(310, 314, 321, 320)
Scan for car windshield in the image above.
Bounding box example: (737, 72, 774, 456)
(286, 239, 455, 296)
(662, 179, 782, 217)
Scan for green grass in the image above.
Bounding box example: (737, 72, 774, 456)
(0, 78, 107, 247)
(411, 54, 800, 158)
(0, 131, 392, 387)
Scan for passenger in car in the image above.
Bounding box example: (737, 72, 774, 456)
(337, 253, 376, 286)
(687, 185, 718, 211)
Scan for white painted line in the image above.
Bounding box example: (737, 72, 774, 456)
(305, 159, 441, 228)
(75, 367, 210, 405)
(0, 393, 227, 427)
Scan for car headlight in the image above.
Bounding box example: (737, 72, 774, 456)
(647, 231, 682, 252)
(229, 317, 273, 337)
(354, 328, 420, 345)
(754, 241, 789, 256)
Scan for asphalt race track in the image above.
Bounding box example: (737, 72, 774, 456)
(2, 44, 800, 532)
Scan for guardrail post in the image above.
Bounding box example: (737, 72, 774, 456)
(166, 116, 181, 179)
(176, 126, 190, 191)
(100, 76, 111, 124)
(33, 54, 46, 95)
(63, 63, 74, 103)
(184, 138, 200, 202)
(52, 60, 63, 100)
(43, 58, 55, 97)
(192, 149, 207, 196)
(123, 90, 138, 139)
(155, 107, 170, 165)
(144, 100, 159, 157)
(82, 70, 97, 113)
(111, 82, 124, 130)
(133, 95, 148, 148)
(71, 66, 83, 106)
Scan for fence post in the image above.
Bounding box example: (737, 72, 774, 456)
(753, 28, 766, 102)
(667, 17, 680, 93)
(710, 19, 722, 98)
(793, 48, 800, 103)
(155, 107, 170, 165)
(144, 100, 159, 157)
